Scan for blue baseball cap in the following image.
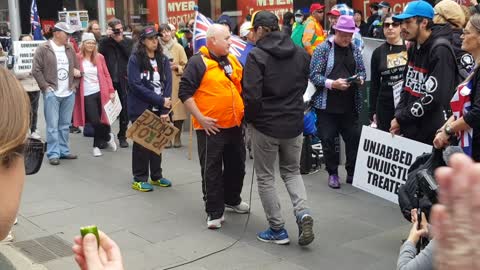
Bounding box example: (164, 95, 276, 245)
(393, 1, 434, 21)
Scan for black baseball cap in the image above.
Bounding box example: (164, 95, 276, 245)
(140, 26, 159, 39)
(251, 11, 279, 29)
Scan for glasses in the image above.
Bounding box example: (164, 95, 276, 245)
(384, 22, 400, 28)
(313, 10, 324, 14)
(84, 41, 96, 45)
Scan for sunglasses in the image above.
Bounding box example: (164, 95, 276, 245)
(384, 22, 400, 28)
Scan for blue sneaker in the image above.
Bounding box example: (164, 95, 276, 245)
(148, 178, 172, 187)
(257, 228, 290, 245)
(132, 181, 153, 192)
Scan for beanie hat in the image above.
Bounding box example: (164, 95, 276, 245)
(433, 0, 466, 28)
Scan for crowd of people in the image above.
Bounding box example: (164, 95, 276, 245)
(2, 0, 480, 269)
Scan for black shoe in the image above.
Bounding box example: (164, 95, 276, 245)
(297, 214, 315, 246)
(119, 139, 129, 148)
(60, 154, 78, 160)
(49, 158, 60, 165)
(69, 126, 81, 134)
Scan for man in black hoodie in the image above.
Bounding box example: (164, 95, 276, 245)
(243, 11, 314, 247)
(390, 1, 457, 144)
(99, 18, 133, 148)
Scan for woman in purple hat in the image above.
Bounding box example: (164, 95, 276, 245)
(309, 15, 366, 189)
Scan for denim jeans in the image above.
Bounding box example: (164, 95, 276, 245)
(43, 91, 75, 159)
(251, 126, 310, 230)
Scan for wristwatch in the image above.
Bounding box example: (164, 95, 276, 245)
(444, 124, 455, 136)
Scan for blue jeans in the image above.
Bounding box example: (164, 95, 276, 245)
(43, 91, 75, 159)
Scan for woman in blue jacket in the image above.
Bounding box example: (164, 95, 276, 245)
(127, 26, 173, 192)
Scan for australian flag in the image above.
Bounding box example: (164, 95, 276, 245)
(450, 79, 473, 156)
(193, 12, 253, 64)
(31, 0, 42, 40)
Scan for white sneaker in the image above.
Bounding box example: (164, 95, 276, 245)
(0, 231, 14, 244)
(107, 133, 117, 152)
(30, 132, 41, 140)
(93, 147, 103, 157)
(207, 215, 225, 229)
(225, 201, 250, 214)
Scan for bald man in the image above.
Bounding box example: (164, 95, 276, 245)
(179, 24, 249, 229)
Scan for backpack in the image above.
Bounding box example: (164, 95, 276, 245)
(430, 38, 465, 86)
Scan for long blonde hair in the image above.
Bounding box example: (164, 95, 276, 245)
(0, 68, 30, 167)
(80, 41, 98, 66)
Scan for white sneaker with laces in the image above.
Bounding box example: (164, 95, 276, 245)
(225, 201, 250, 214)
(207, 215, 225, 229)
(93, 147, 103, 157)
(1, 231, 14, 244)
(30, 132, 41, 140)
(107, 133, 117, 152)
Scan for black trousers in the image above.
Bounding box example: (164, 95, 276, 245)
(376, 101, 395, 132)
(197, 126, 246, 219)
(113, 81, 129, 140)
(132, 142, 163, 182)
(84, 92, 111, 148)
(316, 111, 360, 176)
(27, 91, 40, 133)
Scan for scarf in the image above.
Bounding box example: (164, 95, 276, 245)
(160, 39, 175, 60)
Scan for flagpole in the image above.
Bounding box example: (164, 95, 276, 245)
(8, 0, 21, 41)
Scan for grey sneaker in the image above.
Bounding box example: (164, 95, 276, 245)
(298, 214, 314, 246)
(225, 201, 250, 214)
(328, 174, 341, 189)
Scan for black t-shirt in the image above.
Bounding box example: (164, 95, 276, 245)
(326, 43, 356, 114)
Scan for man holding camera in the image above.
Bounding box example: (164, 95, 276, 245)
(309, 15, 366, 189)
(99, 18, 133, 148)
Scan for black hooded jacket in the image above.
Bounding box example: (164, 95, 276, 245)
(243, 31, 310, 139)
(395, 24, 457, 144)
(451, 28, 475, 78)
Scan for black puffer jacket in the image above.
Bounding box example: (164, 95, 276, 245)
(243, 31, 310, 139)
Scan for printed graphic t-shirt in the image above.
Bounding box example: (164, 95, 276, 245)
(50, 40, 71, 97)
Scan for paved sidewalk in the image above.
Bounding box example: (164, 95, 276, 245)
(2, 77, 411, 270)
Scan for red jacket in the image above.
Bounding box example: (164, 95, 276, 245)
(73, 53, 115, 127)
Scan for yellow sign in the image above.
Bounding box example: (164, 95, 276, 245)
(126, 110, 179, 155)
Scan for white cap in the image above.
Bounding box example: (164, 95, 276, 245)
(81, 32, 96, 42)
(53, 22, 76, 34)
(239, 21, 251, 38)
(168, 23, 176, 31)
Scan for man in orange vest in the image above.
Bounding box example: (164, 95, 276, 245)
(303, 3, 326, 55)
(179, 24, 249, 230)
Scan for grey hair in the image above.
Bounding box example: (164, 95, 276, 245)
(206, 24, 228, 38)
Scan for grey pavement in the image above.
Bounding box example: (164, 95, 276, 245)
(2, 77, 410, 269)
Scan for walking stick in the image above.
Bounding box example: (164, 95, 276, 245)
(188, 115, 193, 160)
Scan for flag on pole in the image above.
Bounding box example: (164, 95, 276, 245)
(193, 12, 253, 62)
(31, 0, 43, 40)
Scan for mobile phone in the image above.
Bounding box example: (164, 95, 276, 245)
(346, 74, 359, 83)
(169, 58, 174, 62)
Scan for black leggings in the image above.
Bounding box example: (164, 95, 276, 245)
(84, 92, 111, 148)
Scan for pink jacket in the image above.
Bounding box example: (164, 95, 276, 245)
(73, 53, 115, 127)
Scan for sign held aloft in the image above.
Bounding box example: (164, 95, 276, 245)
(353, 126, 431, 204)
(126, 110, 179, 155)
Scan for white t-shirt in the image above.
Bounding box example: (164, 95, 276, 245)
(82, 59, 100, 96)
(149, 59, 163, 111)
(50, 40, 71, 97)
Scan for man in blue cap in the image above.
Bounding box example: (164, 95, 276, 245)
(389, 0, 457, 145)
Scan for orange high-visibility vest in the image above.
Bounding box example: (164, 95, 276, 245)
(192, 46, 244, 130)
(303, 16, 326, 55)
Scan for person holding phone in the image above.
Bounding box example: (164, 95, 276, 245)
(310, 15, 366, 189)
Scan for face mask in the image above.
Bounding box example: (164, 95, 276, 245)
(378, 9, 384, 16)
(295, 17, 303, 24)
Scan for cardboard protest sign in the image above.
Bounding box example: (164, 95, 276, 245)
(126, 110, 179, 155)
(353, 126, 432, 204)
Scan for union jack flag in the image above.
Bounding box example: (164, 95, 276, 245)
(450, 79, 473, 156)
(193, 12, 252, 61)
(30, 0, 42, 40)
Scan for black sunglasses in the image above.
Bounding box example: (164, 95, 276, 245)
(384, 22, 401, 28)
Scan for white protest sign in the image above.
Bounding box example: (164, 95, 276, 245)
(58, 10, 89, 29)
(353, 126, 432, 204)
(13, 41, 44, 75)
(104, 91, 122, 126)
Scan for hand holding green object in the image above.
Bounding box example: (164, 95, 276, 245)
(80, 225, 100, 247)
